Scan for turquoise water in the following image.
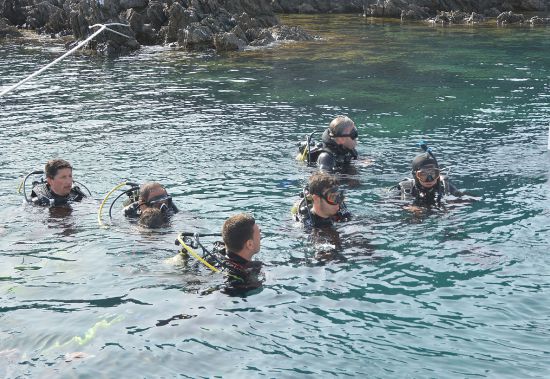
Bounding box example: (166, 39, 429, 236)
(1, 15, 550, 377)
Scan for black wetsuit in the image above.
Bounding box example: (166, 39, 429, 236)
(223, 251, 263, 294)
(396, 175, 460, 207)
(30, 183, 86, 206)
(294, 198, 352, 228)
(299, 129, 358, 172)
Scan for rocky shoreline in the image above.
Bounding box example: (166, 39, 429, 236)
(1, 0, 549, 56)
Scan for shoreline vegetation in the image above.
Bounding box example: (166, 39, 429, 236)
(1, 0, 549, 56)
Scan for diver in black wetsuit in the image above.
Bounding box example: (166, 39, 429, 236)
(30, 159, 86, 206)
(292, 172, 351, 228)
(122, 182, 178, 228)
(297, 115, 359, 172)
(396, 144, 462, 208)
(220, 213, 263, 294)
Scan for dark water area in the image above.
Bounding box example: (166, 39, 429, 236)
(1, 15, 549, 377)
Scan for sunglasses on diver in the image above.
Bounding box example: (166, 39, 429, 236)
(335, 128, 358, 140)
(416, 168, 440, 182)
(319, 188, 345, 206)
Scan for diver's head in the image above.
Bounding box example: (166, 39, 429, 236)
(309, 172, 344, 218)
(411, 153, 440, 189)
(45, 159, 74, 196)
(139, 182, 172, 210)
(328, 116, 358, 151)
(222, 213, 261, 260)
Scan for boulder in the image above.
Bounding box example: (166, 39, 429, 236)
(530, 16, 550, 25)
(248, 27, 274, 46)
(119, 0, 147, 10)
(0, 16, 22, 37)
(1, 0, 27, 25)
(179, 22, 214, 49)
(165, 2, 198, 43)
(213, 31, 246, 51)
(400, 5, 430, 21)
(496, 11, 525, 24)
(146, 1, 167, 30)
(26, 1, 69, 32)
(466, 12, 485, 23)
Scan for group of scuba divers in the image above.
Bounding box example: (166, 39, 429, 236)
(21, 115, 467, 294)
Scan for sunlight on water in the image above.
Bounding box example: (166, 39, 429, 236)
(1, 14, 549, 378)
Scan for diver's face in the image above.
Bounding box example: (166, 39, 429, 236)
(315, 188, 341, 218)
(416, 164, 440, 189)
(250, 223, 261, 255)
(144, 187, 169, 209)
(333, 125, 358, 151)
(47, 168, 73, 196)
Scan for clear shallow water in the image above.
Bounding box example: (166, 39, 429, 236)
(1, 15, 550, 378)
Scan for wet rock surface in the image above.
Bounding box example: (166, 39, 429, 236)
(0, 0, 313, 55)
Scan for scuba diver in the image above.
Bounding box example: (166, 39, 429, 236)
(395, 142, 462, 208)
(122, 182, 178, 228)
(219, 213, 263, 293)
(297, 115, 359, 172)
(292, 172, 352, 228)
(26, 159, 88, 206)
(175, 213, 263, 295)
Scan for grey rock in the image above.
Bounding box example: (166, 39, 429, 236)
(213, 31, 246, 51)
(0, 16, 22, 36)
(497, 11, 525, 24)
(119, 0, 147, 10)
(248, 28, 274, 46)
(179, 22, 213, 49)
(26, 1, 68, 32)
(530, 16, 550, 25)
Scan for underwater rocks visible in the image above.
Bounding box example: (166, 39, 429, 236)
(272, 0, 550, 20)
(0, 0, 313, 55)
(426, 11, 486, 24)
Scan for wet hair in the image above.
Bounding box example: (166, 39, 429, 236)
(45, 159, 72, 179)
(222, 213, 256, 253)
(411, 153, 439, 175)
(308, 172, 339, 196)
(139, 182, 166, 204)
(139, 207, 166, 229)
(328, 116, 355, 137)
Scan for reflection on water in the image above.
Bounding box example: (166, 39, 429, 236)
(1, 14, 550, 378)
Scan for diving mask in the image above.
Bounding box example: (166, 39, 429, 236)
(320, 187, 345, 206)
(416, 166, 440, 183)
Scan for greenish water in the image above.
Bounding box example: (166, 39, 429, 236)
(1, 14, 549, 378)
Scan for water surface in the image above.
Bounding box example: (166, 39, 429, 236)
(1, 15, 549, 378)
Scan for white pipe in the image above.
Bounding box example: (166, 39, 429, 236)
(0, 23, 131, 97)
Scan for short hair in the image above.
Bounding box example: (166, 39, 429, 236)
(139, 182, 165, 203)
(139, 207, 165, 228)
(328, 116, 355, 137)
(222, 213, 256, 253)
(308, 172, 339, 196)
(45, 159, 72, 179)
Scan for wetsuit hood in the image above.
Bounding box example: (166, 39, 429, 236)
(411, 153, 439, 175)
(321, 128, 358, 158)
